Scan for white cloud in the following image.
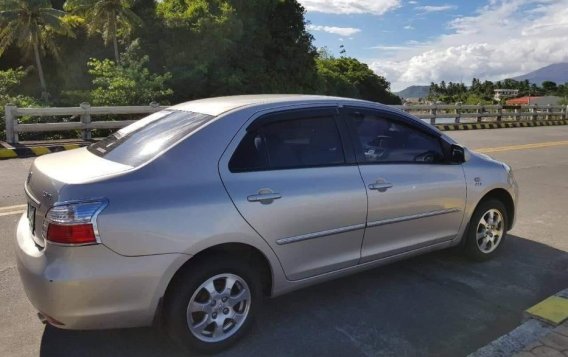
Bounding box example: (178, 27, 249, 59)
(408, 1, 418, 4)
(415, 4, 457, 13)
(299, 0, 401, 15)
(307, 25, 361, 37)
(371, 45, 413, 51)
(404, 25, 415, 30)
(370, 0, 568, 91)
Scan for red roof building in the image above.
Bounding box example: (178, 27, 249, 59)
(505, 96, 562, 106)
(506, 96, 532, 105)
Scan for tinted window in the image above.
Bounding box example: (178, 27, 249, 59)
(230, 115, 345, 172)
(347, 111, 444, 164)
(88, 110, 214, 166)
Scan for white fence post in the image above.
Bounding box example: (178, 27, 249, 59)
(477, 103, 483, 123)
(546, 104, 552, 120)
(496, 104, 502, 122)
(454, 102, 462, 124)
(564, 105, 568, 121)
(531, 104, 538, 121)
(4, 103, 17, 144)
(429, 104, 437, 125)
(80, 102, 91, 140)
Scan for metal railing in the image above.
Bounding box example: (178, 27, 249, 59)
(3, 102, 568, 144)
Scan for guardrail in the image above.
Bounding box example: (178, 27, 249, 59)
(3, 102, 568, 144)
(393, 103, 568, 125)
(4, 102, 166, 144)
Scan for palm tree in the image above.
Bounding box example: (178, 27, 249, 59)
(0, 0, 74, 99)
(65, 0, 141, 63)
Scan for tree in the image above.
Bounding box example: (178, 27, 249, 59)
(65, 0, 141, 63)
(154, 0, 320, 100)
(316, 55, 401, 104)
(0, 0, 73, 99)
(541, 81, 557, 93)
(87, 41, 172, 105)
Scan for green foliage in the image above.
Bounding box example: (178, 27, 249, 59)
(0, 0, 402, 114)
(155, 0, 320, 100)
(0, 0, 74, 96)
(542, 81, 557, 92)
(87, 42, 172, 105)
(65, 0, 142, 62)
(316, 53, 401, 104)
(0, 67, 40, 140)
(429, 77, 568, 104)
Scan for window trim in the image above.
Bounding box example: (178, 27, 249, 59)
(340, 106, 452, 166)
(229, 107, 353, 173)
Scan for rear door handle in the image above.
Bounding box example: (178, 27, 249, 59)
(369, 181, 393, 192)
(247, 189, 282, 203)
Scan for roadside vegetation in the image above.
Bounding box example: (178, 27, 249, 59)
(0, 0, 400, 106)
(427, 78, 568, 104)
(0, 0, 402, 140)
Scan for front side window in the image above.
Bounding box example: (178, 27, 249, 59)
(88, 110, 214, 166)
(346, 111, 444, 164)
(229, 114, 345, 172)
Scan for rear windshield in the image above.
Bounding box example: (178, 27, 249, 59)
(88, 110, 214, 166)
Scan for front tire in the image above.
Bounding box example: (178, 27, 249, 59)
(164, 255, 261, 354)
(464, 199, 508, 261)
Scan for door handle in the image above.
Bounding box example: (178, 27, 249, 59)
(369, 181, 393, 192)
(247, 189, 282, 203)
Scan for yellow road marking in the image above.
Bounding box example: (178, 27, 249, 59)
(0, 210, 25, 217)
(0, 204, 27, 212)
(477, 140, 568, 153)
(526, 295, 568, 325)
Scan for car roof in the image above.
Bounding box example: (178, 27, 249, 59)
(168, 94, 442, 137)
(169, 94, 372, 116)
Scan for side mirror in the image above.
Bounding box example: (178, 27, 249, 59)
(450, 144, 465, 163)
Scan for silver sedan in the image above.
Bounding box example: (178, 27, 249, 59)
(16, 95, 518, 353)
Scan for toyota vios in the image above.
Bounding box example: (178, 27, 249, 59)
(16, 95, 518, 353)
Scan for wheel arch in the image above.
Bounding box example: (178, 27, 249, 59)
(163, 243, 274, 303)
(477, 188, 515, 230)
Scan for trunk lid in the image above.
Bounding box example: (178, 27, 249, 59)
(25, 148, 132, 248)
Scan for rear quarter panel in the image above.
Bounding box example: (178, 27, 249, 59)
(62, 107, 288, 292)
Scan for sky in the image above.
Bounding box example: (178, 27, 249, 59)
(300, 0, 568, 91)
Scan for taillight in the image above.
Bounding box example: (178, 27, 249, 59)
(44, 200, 107, 245)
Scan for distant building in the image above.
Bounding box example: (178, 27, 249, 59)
(506, 96, 562, 106)
(494, 89, 519, 101)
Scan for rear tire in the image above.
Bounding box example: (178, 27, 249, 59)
(463, 199, 508, 261)
(164, 255, 261, 354)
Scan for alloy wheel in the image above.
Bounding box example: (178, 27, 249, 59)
(476, 208, 505, 254)
(186, 273, 251, 343)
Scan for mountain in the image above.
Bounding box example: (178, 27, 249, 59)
(511, 63, 568, 85)
(395, 85, 430, 99)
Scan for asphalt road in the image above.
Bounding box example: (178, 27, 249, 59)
(1, 126, 567, 357)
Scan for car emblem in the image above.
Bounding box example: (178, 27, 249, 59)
(42, 192, 53, 201)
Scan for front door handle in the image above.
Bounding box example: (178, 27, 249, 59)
(247, 189, 282, 204)
(369, 181, 393, 192)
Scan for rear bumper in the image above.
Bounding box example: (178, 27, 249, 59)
(15, 213, 187, 330)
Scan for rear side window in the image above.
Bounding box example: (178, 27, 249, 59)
(88, 110, 214, 166)
(229, 114, 345, 172)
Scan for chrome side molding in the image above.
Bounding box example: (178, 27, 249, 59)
(367, 208, 461, 228)
(276, 223, 366, 245)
